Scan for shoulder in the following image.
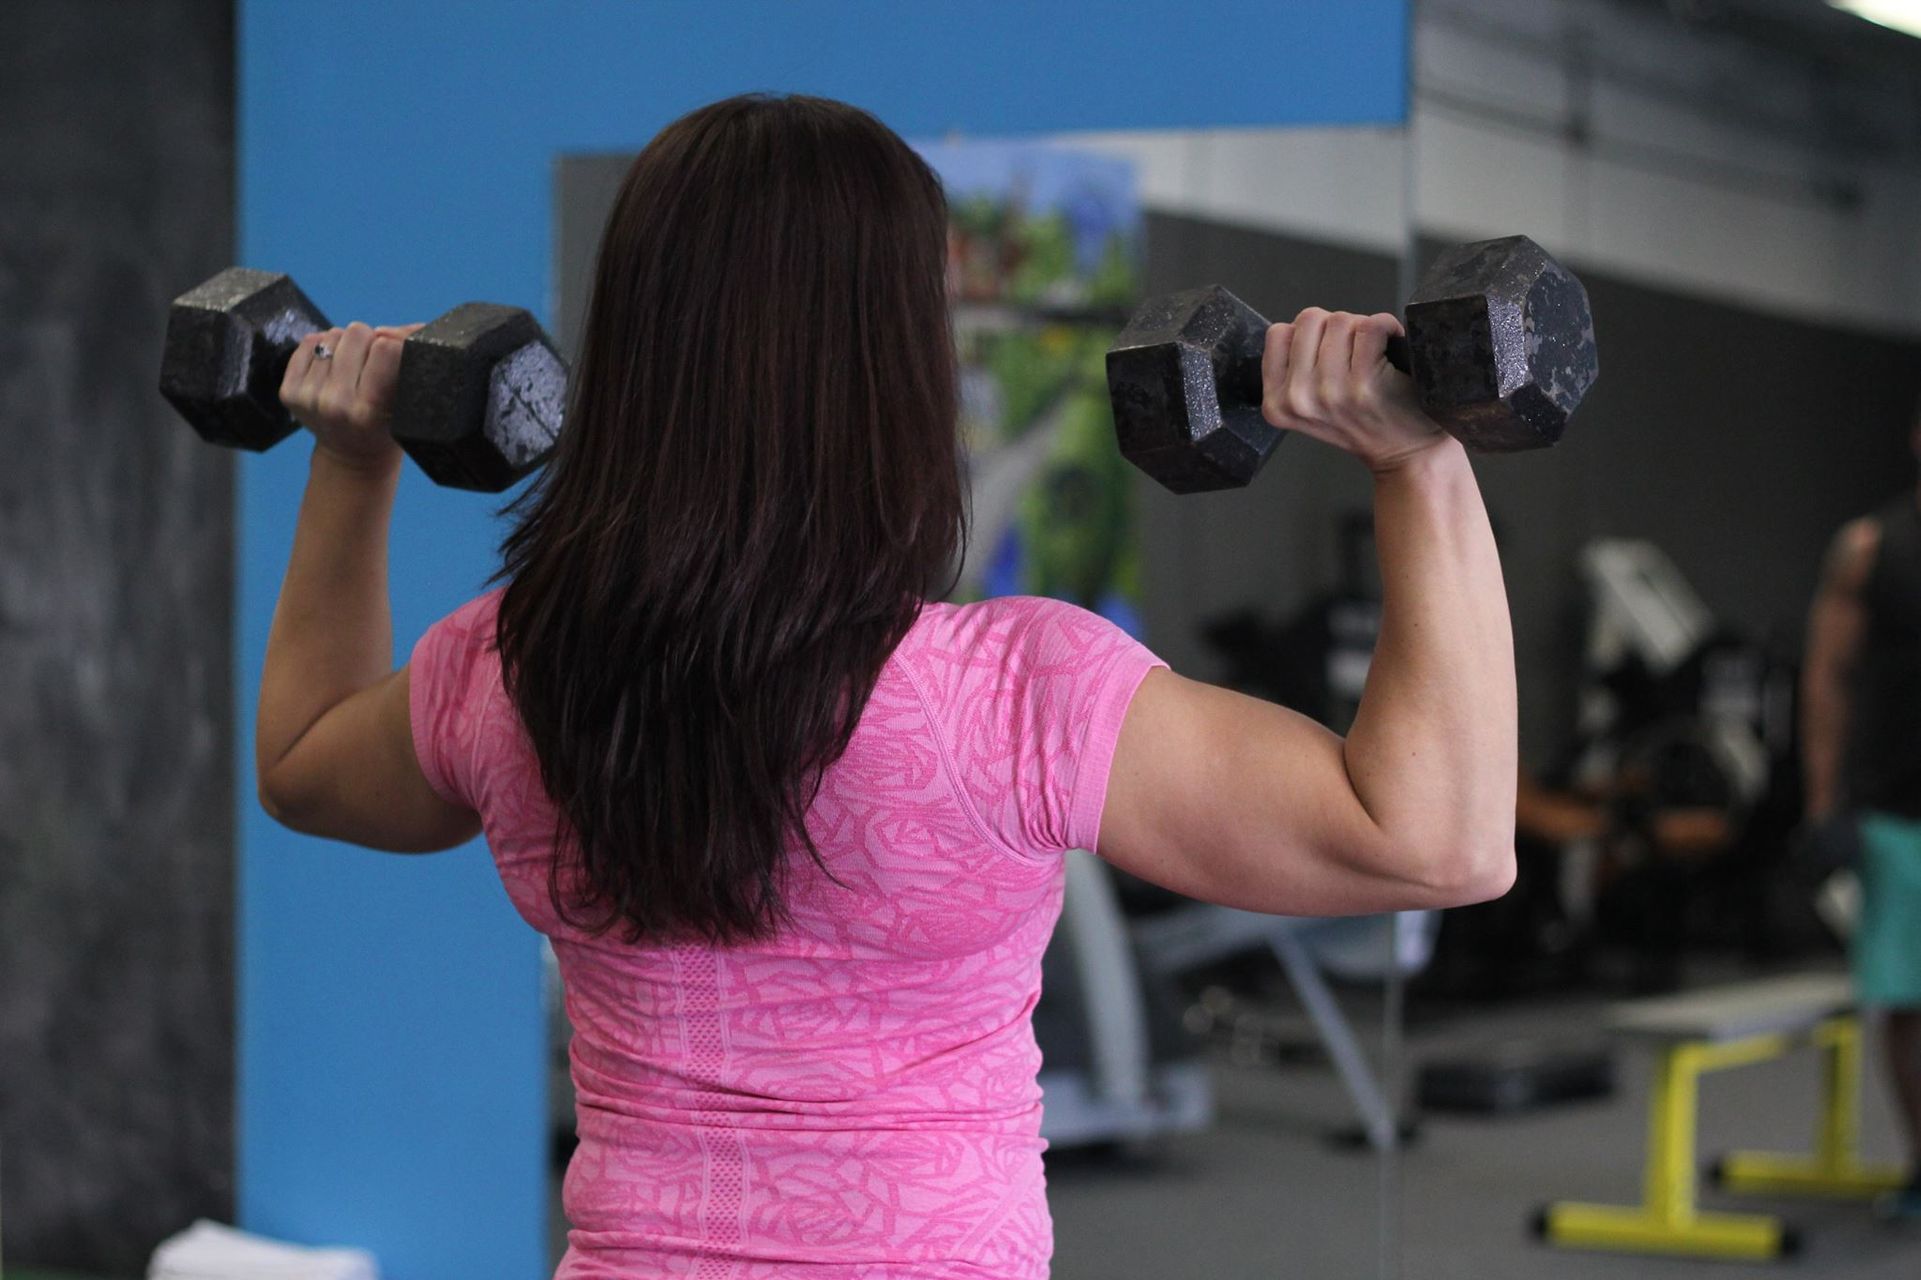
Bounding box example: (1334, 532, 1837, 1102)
(436, 588, 504, 642)
(900, 597, 1166, 859)
(905, 596, 1152, 682)
(423, 589, 504, 658)
(912, 594, 1138, 652)
(1824, 517, 1882, 594)
(899, 596, 1164, 732)
(410, 589, 506, 704)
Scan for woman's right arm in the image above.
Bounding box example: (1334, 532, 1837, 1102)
(1095, 309, 1517, 916)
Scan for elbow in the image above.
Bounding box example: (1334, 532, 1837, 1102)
(256, 763, 309, 832)
(1406, 834, 1516, 908)
(1448, 846, 1517, 905)
(257, 780, 292, 828)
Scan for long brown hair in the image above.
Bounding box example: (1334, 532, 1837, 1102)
(495, 95, 962, 944)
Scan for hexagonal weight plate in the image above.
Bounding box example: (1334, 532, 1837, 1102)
(1106, 285, 1279, 493)
(1405, 236, 1597, 452)
(158, 267, 329, 450)
(391, 303, 566, 492)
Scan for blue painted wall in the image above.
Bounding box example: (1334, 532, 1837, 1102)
(237, 3, 1407, 1275)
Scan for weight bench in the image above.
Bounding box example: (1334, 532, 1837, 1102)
(1536, 973, 1906, 1262)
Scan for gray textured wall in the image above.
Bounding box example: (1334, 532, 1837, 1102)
(0, 1, 235, 1269)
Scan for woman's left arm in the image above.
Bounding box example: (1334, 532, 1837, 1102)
(255, 322, 481, 852)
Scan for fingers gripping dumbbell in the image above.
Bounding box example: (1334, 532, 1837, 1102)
(158, 267, 565, 492)
(1105, 236, 1599, 493)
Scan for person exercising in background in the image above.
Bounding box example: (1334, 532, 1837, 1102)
(247, 94, 1517, 1277)
(1803, 407, 1921, 1221)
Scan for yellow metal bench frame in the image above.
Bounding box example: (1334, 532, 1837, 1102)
(1538, 1013, 1905, 1261)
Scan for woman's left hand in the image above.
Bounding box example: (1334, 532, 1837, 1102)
(279, 321, 424, 470)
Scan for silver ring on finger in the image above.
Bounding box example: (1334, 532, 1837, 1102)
(314, 343, 334, 360)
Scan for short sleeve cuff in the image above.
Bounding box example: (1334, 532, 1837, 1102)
(408, 621, 462, 806)
(1065, 647, 1166, 853)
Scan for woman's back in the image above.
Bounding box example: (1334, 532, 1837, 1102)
(411, 589, 1161, 1276)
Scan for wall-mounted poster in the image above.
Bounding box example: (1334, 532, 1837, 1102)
(917, 142, 1143, 637)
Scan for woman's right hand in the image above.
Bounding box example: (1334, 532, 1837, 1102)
(1261, 308, 1447, 473)
(279, 322, 425, 473)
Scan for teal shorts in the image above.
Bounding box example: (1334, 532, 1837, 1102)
(1854, 811, 1921, 1008)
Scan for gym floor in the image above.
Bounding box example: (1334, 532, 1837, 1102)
(1043, 969, 1919, 1279)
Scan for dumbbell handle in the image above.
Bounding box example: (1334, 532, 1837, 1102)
(1221, 332, 1413, 409)
(271, 309, 331, 384)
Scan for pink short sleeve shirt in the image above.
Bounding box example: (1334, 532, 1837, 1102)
(410, 591, 1163, 1278)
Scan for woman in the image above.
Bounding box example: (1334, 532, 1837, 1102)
(256, 94, 1516, 1278)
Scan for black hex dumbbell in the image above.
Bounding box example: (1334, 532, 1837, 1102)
(1105, 236, 1599, 494)
(158, 267, 566, 492)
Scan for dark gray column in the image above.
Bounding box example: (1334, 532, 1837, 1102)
(0, 1, 235, 1269)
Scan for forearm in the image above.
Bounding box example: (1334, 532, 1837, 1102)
(1343, 440, 1516, 891)
(1800, 670, 1849, 816)
(256, 446, 402, 784)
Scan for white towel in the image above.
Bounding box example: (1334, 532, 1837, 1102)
(148, 1220, 380, 1280)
